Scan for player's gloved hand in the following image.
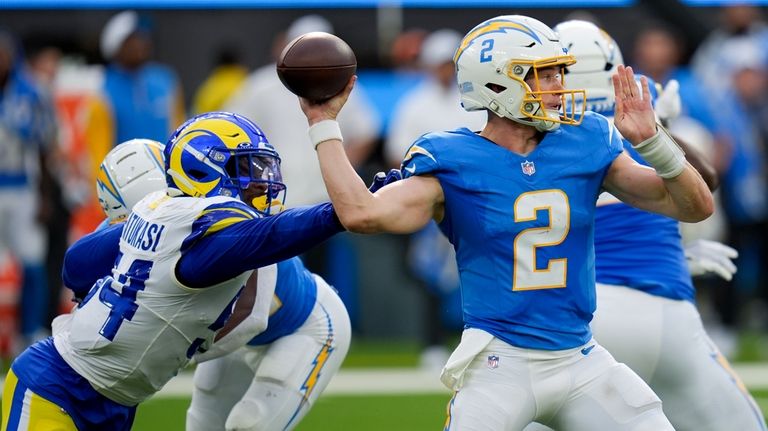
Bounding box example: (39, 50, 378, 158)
(368, 169, 403, 193)
(654, 79, 681, 125)
(685, 239, 738, 281)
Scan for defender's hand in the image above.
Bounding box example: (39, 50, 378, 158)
(655, 79, 681, 124)
(368, 169, 403, 193)
(299, 76, 356, 126)
(685, 239, 739, 281)
(612, 65, 657, 144)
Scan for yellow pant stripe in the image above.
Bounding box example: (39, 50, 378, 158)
(1, 370, 77, 431)
(2, 370, 20, 430)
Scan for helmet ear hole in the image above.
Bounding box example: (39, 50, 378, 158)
(187, 169, 208, 180)
(485, 83, 507, 93)
(604, 62, 614, 71)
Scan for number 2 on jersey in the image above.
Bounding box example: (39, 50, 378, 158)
(513, 190, 570, 290)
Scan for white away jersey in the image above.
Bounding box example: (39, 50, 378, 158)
(53, 191, 253, 405)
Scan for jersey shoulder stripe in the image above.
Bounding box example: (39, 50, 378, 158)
(181, 201, 258, 252)
(400, 128, 478, 178)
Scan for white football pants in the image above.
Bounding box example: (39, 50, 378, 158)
(444, 330, 673, 431)
(590, 283, 766, 431)
(186, 277, 351, 431)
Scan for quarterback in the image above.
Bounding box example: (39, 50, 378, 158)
(299, 15, 713, 430)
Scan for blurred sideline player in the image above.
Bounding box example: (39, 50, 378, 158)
(0, 30, 57, 349)
(299, 14, 715, 430)
(532, 20, 763, 431)
(1, 112, 348, 431)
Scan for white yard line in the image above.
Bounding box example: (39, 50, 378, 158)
(4, 364, 768, 399)
(150, 363, 768, 398)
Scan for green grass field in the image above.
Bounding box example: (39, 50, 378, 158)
(134, 390, 768, 431)
(134, 393, 451, 431)
(115, 335, 768, 430)
(5, 339, 768, 430)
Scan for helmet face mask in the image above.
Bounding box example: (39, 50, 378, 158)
(223, 151, 286, 214)
(96, 139, 166, 222)
(165, 112, 287, 216)
(455, 15, 586, 131)
(515, 58, 586, 129)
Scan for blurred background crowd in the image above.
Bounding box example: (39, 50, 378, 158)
(0, 0, 767, 371)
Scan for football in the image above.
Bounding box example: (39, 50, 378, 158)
(276, 32, 357, 102)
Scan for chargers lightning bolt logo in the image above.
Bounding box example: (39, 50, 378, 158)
(454, 19, 541, 63)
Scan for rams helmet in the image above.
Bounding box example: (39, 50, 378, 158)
(164, 111, 286, 215)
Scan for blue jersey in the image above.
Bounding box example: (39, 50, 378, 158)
(591, 76, 695, 303)
(104, 62, 179, 146)
(401, 113, 622, 350)
(0, 67, 56, 187)
(247, 257, 317, 346)
(594, 140, 695, 302)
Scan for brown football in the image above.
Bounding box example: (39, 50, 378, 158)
(276, 32, 357, 102)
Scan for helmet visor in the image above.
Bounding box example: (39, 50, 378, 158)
(223, 150, 287, 215)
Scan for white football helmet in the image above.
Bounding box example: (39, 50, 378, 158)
(96, 139, 167, 222)
(455, 15, 585, 131)
(554, 20, 624, 114)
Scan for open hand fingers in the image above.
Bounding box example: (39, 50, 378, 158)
(622, 65, 637, 99)
(612, 70, 624, 106)
(640, 75, 650, 102)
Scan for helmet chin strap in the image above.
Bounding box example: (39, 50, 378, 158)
(167, 169, 203, 197)
(534, 109, 561, 132)
(251, 195, 285, 215)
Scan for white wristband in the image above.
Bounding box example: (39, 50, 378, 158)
(308, 120, 343, 150)
(632, 124, 686, 179)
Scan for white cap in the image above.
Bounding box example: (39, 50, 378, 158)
(419, 29, 462, 67)
(286, 15, 334, 42)
(722, 36, 767, 72)
(101, 10, 138, 60)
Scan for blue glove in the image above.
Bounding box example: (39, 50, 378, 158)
(368, 169, 403, 193)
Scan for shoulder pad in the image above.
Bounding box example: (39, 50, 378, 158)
(181, 200, 258, 252)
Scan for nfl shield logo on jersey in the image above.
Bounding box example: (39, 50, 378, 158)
(487, 354, 499, 369)
(521, 160, 536, 176)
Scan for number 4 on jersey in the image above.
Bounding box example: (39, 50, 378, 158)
(93, 257, 154, 341)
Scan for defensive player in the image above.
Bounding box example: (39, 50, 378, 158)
(1, 112, 347, 431)
(95, 139, 396, 431)
(552, 19, 766, 431)
(298, 15, 713, 430)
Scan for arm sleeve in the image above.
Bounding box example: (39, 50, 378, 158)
(177, 202, 343, 288)
(62, 224, 124, 296)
